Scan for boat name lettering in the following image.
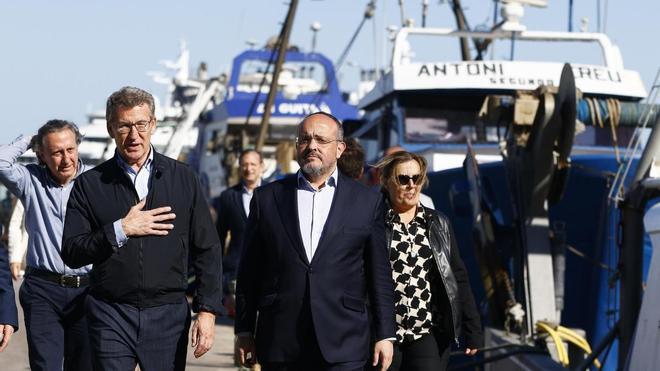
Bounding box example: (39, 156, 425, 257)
(573, 66, 622, 82)
(417, 62, 505, 77)
(256, 102, 331, 115)
(489, 77, 555, 87)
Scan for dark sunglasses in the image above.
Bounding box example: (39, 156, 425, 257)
(397, 174, 422, 186)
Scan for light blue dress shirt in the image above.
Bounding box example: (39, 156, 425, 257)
(0, 135, 91, 275)
(241, 181, 261, 217)
(296, 167, 338, 262)
(112, 148, 154, 247)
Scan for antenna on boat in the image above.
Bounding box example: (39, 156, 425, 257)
(499, 0, 547, 32)
(157, 39, 190, 83)
(421, 0, 429, 27)
(245, 39, 258, 50)
(580, 17, 589, 32)
(310, 21, 321, 52)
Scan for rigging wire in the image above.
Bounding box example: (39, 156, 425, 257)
(242, 8, 288, 128)
(311, 1, 375, 106)
(493, 0, 499, 27)
(373, 0, 380, 81)
(335, 2, 376, 74)
(603, 0, 609, 33)
(597, 0, 602, 32)
(566, 244, 616, 273)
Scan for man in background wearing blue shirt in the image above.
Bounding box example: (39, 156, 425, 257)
(0, 120, 91, 371)
(213, 149, 264, 318)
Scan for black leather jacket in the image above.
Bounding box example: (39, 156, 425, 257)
(385, 204, 484, 348)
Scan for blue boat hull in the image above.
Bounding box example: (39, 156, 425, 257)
(427, 154, 653, 370)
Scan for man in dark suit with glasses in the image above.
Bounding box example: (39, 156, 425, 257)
(235, 112, 396, 371)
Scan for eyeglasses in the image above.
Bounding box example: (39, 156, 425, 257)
(295, 135, 341, 146)
(114, 119, 153, 134)
(396, 174, 422, 186)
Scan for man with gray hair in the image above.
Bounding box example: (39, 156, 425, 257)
(0, 120, 92, 370)
(62, 86, 222, 370)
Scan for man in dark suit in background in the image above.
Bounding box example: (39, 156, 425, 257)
(235, 112, 395, 371)
(214, 149, 264, 316)
(0, 239, 18, 352)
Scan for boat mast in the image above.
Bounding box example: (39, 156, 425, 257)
(255, 0, 299, 152)
(449, 0, 472, 61)
(422, 0, 429, 27)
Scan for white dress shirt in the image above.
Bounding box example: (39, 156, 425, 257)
(296, 168, 338, 262)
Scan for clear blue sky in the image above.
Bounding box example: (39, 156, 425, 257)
(0, 0, 657, 143)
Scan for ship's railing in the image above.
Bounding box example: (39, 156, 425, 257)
(609, 68, 660, 204)
(391, 27, 624, 70)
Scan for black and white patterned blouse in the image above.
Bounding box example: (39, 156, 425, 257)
(388, 205, 438, 343)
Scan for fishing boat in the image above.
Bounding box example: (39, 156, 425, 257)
(76, 40, 360, 198)
(350, 1, 657, 369)
(190, 42, 359, 197)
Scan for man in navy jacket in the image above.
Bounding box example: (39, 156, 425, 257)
(235, 112, 396, 371)
(62, 86, 222, 370)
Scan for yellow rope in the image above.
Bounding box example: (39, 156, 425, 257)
(536, 322, 570, 367)
(536, 321, 602, 369)
(557, 325, 602, 369)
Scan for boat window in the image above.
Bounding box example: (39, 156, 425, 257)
(236, 60, 326, 96)
(403, 107, 503, 144)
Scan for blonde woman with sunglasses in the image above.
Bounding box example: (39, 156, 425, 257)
(374, 151, 483, 371)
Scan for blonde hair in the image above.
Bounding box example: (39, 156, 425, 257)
(374, 151, 428, 189)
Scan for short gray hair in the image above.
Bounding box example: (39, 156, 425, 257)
(32, 119, 82, 160)
(105, 86, 155, 124)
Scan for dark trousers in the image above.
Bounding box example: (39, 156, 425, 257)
(263, 360, 366, 371)
(389, 332, 451, 371)
(19, 274, 92, 371)
(261, 329, 365, 371)
(261, 335, 366, 371)
(261, 291, 366, 371)
(85, 294, 191, 371)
